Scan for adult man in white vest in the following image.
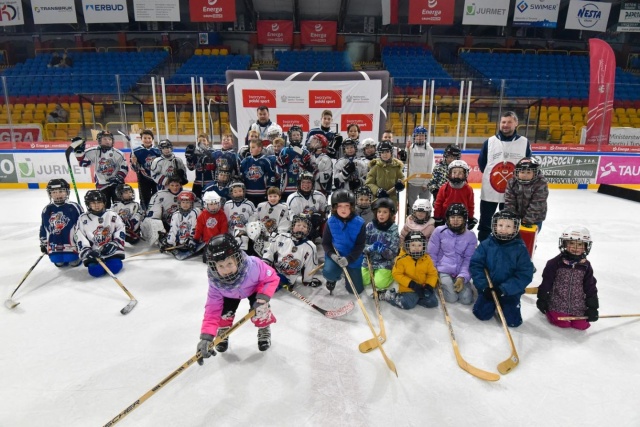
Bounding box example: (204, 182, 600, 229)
(477, 111, 531, 241)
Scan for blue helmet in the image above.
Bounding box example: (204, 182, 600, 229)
(413, 126, 428, 137)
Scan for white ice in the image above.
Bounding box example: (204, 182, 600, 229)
(1, 188, 640, 427)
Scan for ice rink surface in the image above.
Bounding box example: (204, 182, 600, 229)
(1, 188, 640, 427)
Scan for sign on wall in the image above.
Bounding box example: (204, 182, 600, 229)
(597, 156, 640, 184)
(257, 20, 293, 45)
(512, 0, 561, 28)
(81, 0, 128, 24)
(133, 0, 180, 22)
(189, 0, 236, 22)
(407, 0, 455, 25)
(462, 0, 510, 26)
(534, 154, 599, 185)
(31, 0, 77, 24)
(565, 0, 612, 32)
(617, 2, 640, 32)
(300, 21, 337, 45)
(0, 0, 24, 26)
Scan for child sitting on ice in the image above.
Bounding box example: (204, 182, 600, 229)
(112, 184, 144, 244)
(362, 198, 400, 293)
(399, 198, 435, 249)
(160, 191, 201, 260)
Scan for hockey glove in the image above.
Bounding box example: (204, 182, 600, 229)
(343, 161, 356, 175)
(178, 168, 189, 185)
(252, 299, 276, 328)
(84, 250, 100, 265)
(71, 137, 86, 153)
(454, 277, 465, 293)
(101, 242, 119, 257)
(483, 285, 503, 300)
(184, 144, 196, 163)
(376, 188, 389, 199)
(585, 296, 599, 322)
(186, 239, 197, 252)
(330, 253, 349, 268)
(196, 334, 216, 366)
(305, 278, 322, 288)
(394, 180, 405, 193)
(467, 217, 478, 230)
(108, 176, 124, 186)
(408, 280, 426, 299)
(521, 221, 534, 229)
(536, 293, 550, 314)
(397, 148, 407, 162)
(333, 135, 344, 147)
(326, 146, 337, 158)
(326, 281, 336, 294)
(40, 242, 48, 254)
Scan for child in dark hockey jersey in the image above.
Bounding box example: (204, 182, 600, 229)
(224, 180, 256, 251)
(536, 226, 598, 330)
(39, 179, 84, 267)
(278, 125, 315, 201)
(306, 109, 342, 159)
(428, 144, 461, 202)
(504, 157, 549, 230)
(202, 164, 232, 204)
(197, 234, 279, 360)
(111, 184, 144, 244)
(263, 214, 320, 291)
(386, 232, 439, 309)
(130, 129, 160, 210)
(76, 190, 126, 277)
(433, 160, 476, 229)
(470, 210, 534, 327)
(160, 191, 201, 260)
(427, 204, 477, 305)
(240, 139, 279, 206)
(322, 189, 366, 295)
(399, 198, 435, 248)
(212, 133, 241, 178)
(254, 187, 291, 235)
(355, 186, 374, 223)
(195, 192, 228, 257)
(362, 198, 400, 292)
(334, 138, 368, 191)
(185, 133, 215, 199)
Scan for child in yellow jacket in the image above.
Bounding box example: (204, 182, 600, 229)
(385, 231, 439, 309)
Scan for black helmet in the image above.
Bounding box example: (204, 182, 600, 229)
(297, 171, 315, 197)
(491, 210, 521, 241)
(228, 180, 246, 203)
(46, 178, 70, 204)
(206, 234, 247, 285)
(331, 188, 355, 207)
(116, 184, 135, 202)
(515, 157, 540, 184)
(287, 125, 304, 145)
(84, 190, 106, 215)
(290, 214, 312, 240)
(158, 139, 173, 150)
(377, 140, 393, 153)
(404, 231, 427, 259)
(445, 203, 468, 234)
(443, 144, 462, 160)
(372, 197, 397, 215)
(355, 185, 373, 208)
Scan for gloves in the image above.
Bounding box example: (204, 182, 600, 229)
(101, 242, 118, 257)
(71, 137, 86, 153)
(397, 148, 407, 162)
(343, 161, 356, 175)
(454, 277, 465, 293)
(467, 217, 478, 230)
(196, 334, 216, 366)
(585, 296, 599, 322)
(408, 280, 426, 299)
(280, 151, 291, 166)
(434, 218, 445, 227)
(376, 188, 389, 199)
(185, 144, 196, 163)
(536, 294, 549, 314)
(177, 168, 188, 185)
(333, 135, 344, 146)
(84, 250, 100, 265)
(326, 281, 336, 294)
(483, 285, 503, 300)
(305, 278, 322, 288)
(40, 242, 48, 254)
(251, 299, 276, 328)
(394, 180, 405, 193)
(521, 221, 534, 229)
(372, 241, 385, 252)
(108, 175, 124, 186)
(330, 253, 349, 268)
(186, 239, 197, 252)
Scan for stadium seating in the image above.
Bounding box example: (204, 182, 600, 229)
(276, 51, 353, 72)
(167, 54, 251, 88)
(382, 46, 454, 90)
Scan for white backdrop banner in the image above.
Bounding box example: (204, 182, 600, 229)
(133, 0, 179, 22)
(82, 0, 128, 24)
(617, 2, 640, 32)
(232, 79, 382, 142)
(565, 0, 612, 32)
(512, 0, 561, 28)
(462, 0, 509, 26)
(31, 0, 77, 24)
(0, 0, 24, 26)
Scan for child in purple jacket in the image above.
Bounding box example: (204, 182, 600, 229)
(536, 226, 598, 330)
(427, 203, 477, 305)
(197, 234, 279, 363)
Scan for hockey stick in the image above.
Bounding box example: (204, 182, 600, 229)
(436, 284, 500, 381)
(4, 253, 46, 309)
(333, 244, 397, 376)
(125, 245, 184, 260)
(484, 269, 519, 375)
(308, 263, 324, 276)
(96, 258, 138, 315)
(64, 144, 82, 204)
(103, 309, 255, 427)
(557, 314, 640, 321)
(358, 254, 387, 353)
(285, 287, 354, 318)
(524, 287, 538, 294)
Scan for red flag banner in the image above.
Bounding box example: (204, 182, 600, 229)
(586, 38, 615, 146)
(300, 21, 337, 45)
(189, 0, 236, 22)
(257, 20, 293, 45)
(408, 0, 455, 25)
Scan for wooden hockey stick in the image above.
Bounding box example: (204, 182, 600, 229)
(436, 284, 500, 381)
(125, 245, 184, 260)
(308, 263, 324, 276)
(333, 244, 397, 377)
(103, 310, 255, 427)
(524, 287, 538, 294)
(485, 269, 519, 375)
(4, 253, 46, 309)
(96, 258, 138, 315)
(557, 314, 640, 321)
(358, 254, 387, 353)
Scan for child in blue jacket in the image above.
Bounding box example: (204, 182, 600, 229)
(470, 210, 534, 327)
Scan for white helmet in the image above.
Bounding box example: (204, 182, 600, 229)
(447, 159, 470, 173)
(202, 191, 222, 213)
(362, 138, 377, 148)
(247, 221, 267, 241)
(412, 198, 432, 213)
(559, 225, 592, 259)
(267, 124, 283, 141)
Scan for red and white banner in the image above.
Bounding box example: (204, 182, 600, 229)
(241, 90, 277, 108)
(189, 0, 235, 22)
(276, 115, 311, 132)
(408, 0, 455, 25)
(308, 90, 342, 109)
(586, 39, 615, 146)
(133, 0, 180, 22)
(0, 0, 24, 26)
(381, 0, 398, 25)
(341, 114, 374, 132)
(300, 21, 337, 45)
(31, 0, 76, 24)
(257, 20, 293, 45)
(0, 125, 43, 142)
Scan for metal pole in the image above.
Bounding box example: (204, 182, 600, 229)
(455, 80, 465, 146)
(2, 76, 15, 147)
(191, 77, 198, 142)
(427, 79, 435, 145)
(151, 76, 160, 139)
(463, 80, 472, 150)
(420, 79, 427, 127)
(160, 77, 169, 140)
(199, 77, 206, 136)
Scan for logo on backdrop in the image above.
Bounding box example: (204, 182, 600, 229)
(17, 158, 35, 178)
(0, 4, 17, 21)
(577, 2, 603, 28)
(242, 90, 277, 108)
(308, 90, 342, 108)
(341, 114, 374, 132)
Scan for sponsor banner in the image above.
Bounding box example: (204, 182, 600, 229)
(586, 39, 615, 146)
(565, 0, 612, 32)
(532, 143, 640, 153)
(381, 0, 399, 25)
(341, 114, 374, 132)
(189, 0, 235, 22)
(608, 127, 640, 145)
(462, 0, 509, 26)
(82, 0, 128, 24)
(0, 125, 43, 142)
(534, 154, 599, 184)
(300, 21, 337, 45)
(0, 0, 24, 26)
(408, 0, 455, 25)
(618, 2, 640, 32)
(233, 78, 382, 143)
(513, 0, 561, 28)
(598, 156, 640, 184)
(257, 20, 293, 45)
(276, 115, 310, 132)
(31, 0, 77, 24)
(133, 0, 180, 22)
(0, 153, 17, 183)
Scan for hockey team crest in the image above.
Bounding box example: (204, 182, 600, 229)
(205, 217, 218, 228)
(97, 157, 117, 176)
(93, 226, 111, 245)
(246, 165, 264, 181)
(489, 162, 515, 193)
(277, 254, 302, 276)
(262, 217, 277, 233)
(49, 212, 70, 234)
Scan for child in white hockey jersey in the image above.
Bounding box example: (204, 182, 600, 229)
(255, 187, 291, 235)
(112, 184, 144, 244)
(76, 190, 126, 277)
(286, 171, 328, 241)
(141, 176, 183, 245)
(399, 198, 435, 248)
(224, 180, 256, 251)
(362, 198, 400, 292)
(307, 134, 333, 195)
(151, 139, 188, 190)
(263, 214, 320, 291)
(160, 191, 201, 260)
